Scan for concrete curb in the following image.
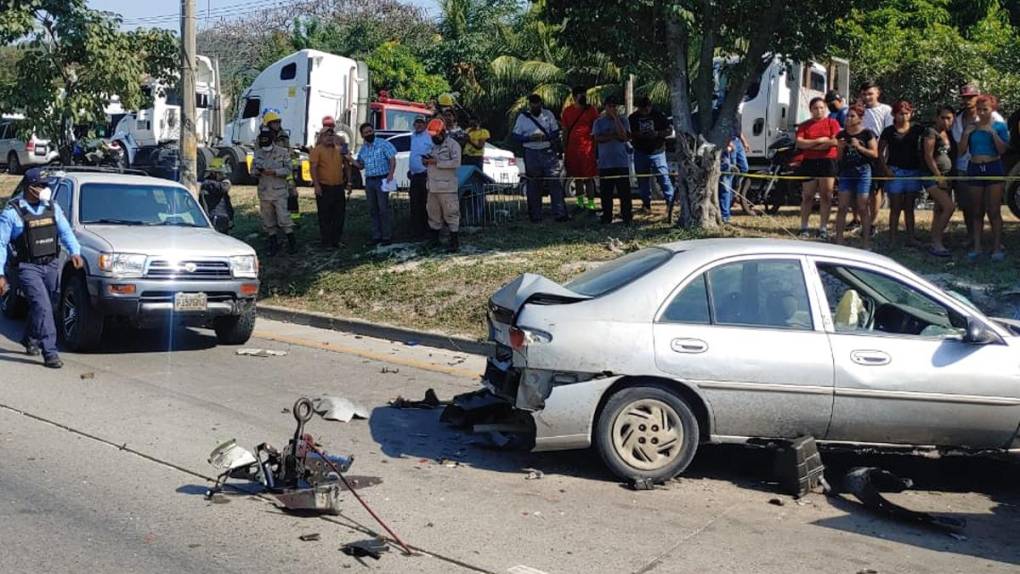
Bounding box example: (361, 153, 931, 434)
(257, 304, 494, 356)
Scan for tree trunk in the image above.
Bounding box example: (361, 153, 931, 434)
(666, 14, 720, 230)
(676, 138, 722, 230)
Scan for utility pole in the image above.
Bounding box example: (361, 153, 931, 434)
(625, 74, 635, 117)
(180, 0, 198, 196)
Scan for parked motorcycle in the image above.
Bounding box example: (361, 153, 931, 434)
(71, 137, 126, 168)
(738, 131, 803, 215)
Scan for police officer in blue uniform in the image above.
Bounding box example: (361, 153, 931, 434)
(0, 168, 84, 368)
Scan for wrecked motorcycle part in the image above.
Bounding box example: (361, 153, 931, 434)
(204, 397, 356, 514)
(841, 467, 967, 532)
(273, 482, 346, 515)
(774, 436, 828, 497)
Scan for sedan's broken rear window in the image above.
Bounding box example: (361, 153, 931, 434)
(565, 247, 672, 297)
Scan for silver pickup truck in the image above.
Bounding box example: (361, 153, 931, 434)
(1, 169, 259, 350)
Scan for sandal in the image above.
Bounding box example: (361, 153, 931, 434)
(966, 251, 980, 262)
(991, 250, 1006, 262)
(928, 247, 951, 258)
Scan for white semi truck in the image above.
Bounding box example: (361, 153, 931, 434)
(112, 49, 397, 185)
(732, 56, 850, 162)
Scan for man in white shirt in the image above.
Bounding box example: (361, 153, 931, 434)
(512, 94, 569, 222)
(951, 83, 1005, 236)
(858, 81, 893, 230)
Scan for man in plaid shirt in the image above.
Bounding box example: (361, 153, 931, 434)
(354, 123, 398, 245)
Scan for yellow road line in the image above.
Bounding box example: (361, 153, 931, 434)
(253, 330, 482, 380)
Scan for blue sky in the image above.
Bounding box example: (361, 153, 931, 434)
(88, 0, 439, 29)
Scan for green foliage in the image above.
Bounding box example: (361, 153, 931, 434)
(365, 41, 450, 102)
(0, 3, 175, 148)
(836, 0, 1020, 118)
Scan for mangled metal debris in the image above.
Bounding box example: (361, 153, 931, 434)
(205, 397, 354, 514)
(840, 466, 966, 533)
(313, 395, 370, 423)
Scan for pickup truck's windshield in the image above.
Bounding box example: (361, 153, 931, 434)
(79, 183, 209, 227)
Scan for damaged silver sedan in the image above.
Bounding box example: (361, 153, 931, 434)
(484, 239, 1020, 481)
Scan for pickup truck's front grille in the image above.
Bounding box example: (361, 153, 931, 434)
(146, 260, 231, 279)
(140, 291, 235, 303)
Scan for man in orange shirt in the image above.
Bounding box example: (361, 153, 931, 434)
(310, 116, 352, 248)
(562, 86, 600, 212)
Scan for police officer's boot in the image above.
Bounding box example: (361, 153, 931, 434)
(449, 232, 460, 253)
(267, 235, 280, 256)
(427, 229, 440, 249)
(286, 232, 298, 255)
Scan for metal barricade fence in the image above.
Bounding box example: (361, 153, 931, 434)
(389, 179, 528, 227)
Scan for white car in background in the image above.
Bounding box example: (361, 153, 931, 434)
(0, 115, 60, 174)
(386, 132, 520, 190)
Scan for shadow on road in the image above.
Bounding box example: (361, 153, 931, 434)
(0, 314, 218, 355)
(370, 404, 1020, 565)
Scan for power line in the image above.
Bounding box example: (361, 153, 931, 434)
(119, 0, 296, 26)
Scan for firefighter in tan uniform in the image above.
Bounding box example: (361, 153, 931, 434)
(424, 118, 463, 252)
(253, 126, 297, 255)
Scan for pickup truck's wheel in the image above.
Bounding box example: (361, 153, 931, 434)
(1, 286, 28, 319)
(595, 383, 699, 482)
(213, 303, 256, 345)
(60, 274, 104, 352)
(7, 152, 21, 175)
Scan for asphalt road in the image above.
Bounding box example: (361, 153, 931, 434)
(2, 315, 1019, 573)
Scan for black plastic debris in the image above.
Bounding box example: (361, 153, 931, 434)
(629, 478, 659, 491)
(440, 390, 513, 429)
(341, 538, 390, 560)
(841, 467, 966, 532)
(774, 436, 828, 497)
(389, 388, 444, 409)
(299, 533, 321, 542)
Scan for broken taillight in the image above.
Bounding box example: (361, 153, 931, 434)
(509, 327, 526, 350)
(509, 326, 552, 350)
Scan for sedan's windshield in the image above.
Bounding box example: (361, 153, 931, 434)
(79, 183, 208, 227)
(565, 247, 673, 297)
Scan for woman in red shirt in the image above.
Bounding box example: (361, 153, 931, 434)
(562, 87, 600, 212)
(795, 97, 841, 239)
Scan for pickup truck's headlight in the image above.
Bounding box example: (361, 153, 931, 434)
(98, 253, 147, 277)
(230, 255, 258, 278)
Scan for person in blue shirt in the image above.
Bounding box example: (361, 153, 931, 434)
(512, 94, 569, 223)
(0, 168, 84, 368)
(718, 133, 748, 223)
(825, 91, 848, 128)
(354, 123, 398, 245)
(408, 116, 432, 238)
(959, 94, 1011, 261)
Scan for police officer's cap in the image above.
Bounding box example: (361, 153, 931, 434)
(24, 167, 49, 187)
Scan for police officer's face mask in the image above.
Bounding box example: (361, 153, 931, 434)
(37, 186, 52, 203)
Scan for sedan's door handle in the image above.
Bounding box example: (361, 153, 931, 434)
(671, 338, 708, 354)
(850, 350, 891, 366)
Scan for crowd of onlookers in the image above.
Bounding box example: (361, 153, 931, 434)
(235, 80, 1018, 262)
(797, 81, 1016, 261)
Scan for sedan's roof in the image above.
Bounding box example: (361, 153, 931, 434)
(661, 238, 900, 268)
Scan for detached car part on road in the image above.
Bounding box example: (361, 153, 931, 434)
(2, 168, 260, 350)
(483, 239, 1020, 482)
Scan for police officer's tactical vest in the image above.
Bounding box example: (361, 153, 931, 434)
(13, 203, 60, 262)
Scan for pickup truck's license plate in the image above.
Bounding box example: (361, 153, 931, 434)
(174, 292, 208, 312)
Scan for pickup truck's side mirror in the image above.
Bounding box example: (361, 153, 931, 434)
(964, 317, 1003, 345)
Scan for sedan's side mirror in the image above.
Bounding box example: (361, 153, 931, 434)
(964, 317, 1003, 345)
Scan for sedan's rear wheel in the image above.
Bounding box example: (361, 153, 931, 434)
(596, 384, 699, 482)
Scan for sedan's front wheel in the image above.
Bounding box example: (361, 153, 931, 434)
(596, 384, 699, 482)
